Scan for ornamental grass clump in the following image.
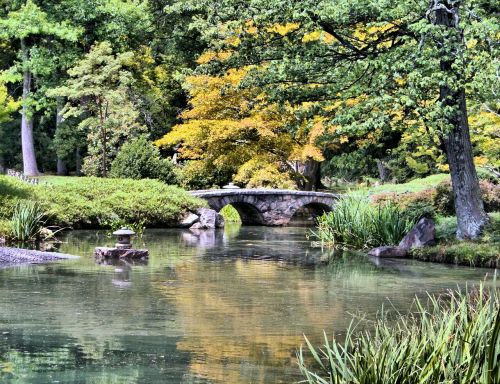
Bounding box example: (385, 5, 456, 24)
(9, 201, 45, 242)
(312, 197, 417, 249)
(298, 283, 500, 384)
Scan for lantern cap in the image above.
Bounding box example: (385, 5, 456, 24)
(113, 227, 135, 236)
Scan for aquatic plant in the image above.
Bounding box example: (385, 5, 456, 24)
(298, 283, 500, 384)
(312, 196, 416, 249)
(9, 201, 45, 242)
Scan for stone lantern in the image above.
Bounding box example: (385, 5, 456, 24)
(113, 227, 135, 249)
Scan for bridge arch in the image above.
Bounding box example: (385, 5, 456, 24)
(192, 189, 338, 226)
(223, 201, 265, 225)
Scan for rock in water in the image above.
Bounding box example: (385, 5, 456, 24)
(368, 246, 408, 258)
(190, 208, 225, 229)
(94, 247, 149, 260)
(215, 213, 225, 228)
(399, 218, 435, 250)
(180, 212, 199, 228)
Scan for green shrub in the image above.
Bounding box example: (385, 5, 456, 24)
(0, 175, 205, 229)
(477, 167, 498, 184)
(0, 219, 11, 238)
(410, 241, 500, 268)
(110, 136, 178, 184)
(312, 197, 417, 249)
(220, 204, 242, 223)
(371, 179, 499, 217)
(434, 181, 456, 215)
(299, 284, 500, 384)
(372, 189, 437, 219)
(10, 201, 45, 242)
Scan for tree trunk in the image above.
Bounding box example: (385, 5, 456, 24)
(441, 89, 488, 239)
(0, 155, 5, 174)
(56, 99, 68, 176)
(75, 147, 82, 176)
(21, 68, 39, 177)
(301, 159, 321, 191)
(376, 159, 390, 183)
(57, 159, 67, 176)
(433, 2, 488, 239)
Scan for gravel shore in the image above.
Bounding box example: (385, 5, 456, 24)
(0, 247, 78, 267)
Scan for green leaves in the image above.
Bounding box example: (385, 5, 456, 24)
(298, 282, 500, 384)
(0, 0, 81, 41)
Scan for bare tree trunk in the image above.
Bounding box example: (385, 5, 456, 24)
(301, 159, 321, 191)
(376, 159, 390, 183)
(99, 100, 108, 177)
(0, 155, 5, 174)
(433, 1, 488, 239)
(75, 147, 82, 176)
(56, 98, 68, 176)
(441, 89, 488, 239)
(20, 40, 39, 177)
(57, 159, 67, 176)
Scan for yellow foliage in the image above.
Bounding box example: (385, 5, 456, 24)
(302, 30, 336, 44)
(469, 107, 500, 168)
(268, 22, 300, 36)
(155, 65, 325, 188)
(0, 81, 19, 123)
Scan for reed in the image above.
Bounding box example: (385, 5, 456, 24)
(312, 197, 416, 249)
(298, 283, 500, 384)
(9, 201, 45, 242)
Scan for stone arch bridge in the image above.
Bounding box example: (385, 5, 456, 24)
(191, 189, 338, 226)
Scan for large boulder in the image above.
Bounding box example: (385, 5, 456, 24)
(190, 208, 225, 229)
(399, 218, 435, 250)
(368, 246, 408, 258)
(179, 212, 199, 228)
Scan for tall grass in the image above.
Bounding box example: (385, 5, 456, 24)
(9, 201, 45, 242)
(298, 282, 500, 384)
(312, 196, 417, 249)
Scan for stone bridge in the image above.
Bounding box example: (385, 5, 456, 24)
(191, 189, 338, 226)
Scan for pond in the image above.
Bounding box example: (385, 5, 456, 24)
(0, 226, 492, 383)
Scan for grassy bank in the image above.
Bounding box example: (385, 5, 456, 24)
(316, 175, 499, 267)
(409, 213, 500, 268)
(0, 176, 205, 235)
(299, 283, 500, 384)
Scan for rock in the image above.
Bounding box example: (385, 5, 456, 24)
(368, 246, 408, 258)
(94, 247, 149, 260)
(189, 222, 203, 230)
(190, 208, 225, 229)
(180, 212, 199, 228)
(0, 247, 78, 266)
(216, 213, 225, 228)
(399, 218, 435, 250)
(197, 208, 217, 228)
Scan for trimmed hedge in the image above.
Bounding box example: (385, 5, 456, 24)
(0, 176, 205, 229)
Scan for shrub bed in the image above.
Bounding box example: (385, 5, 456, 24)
(0, 175, 205, 229)
(371, 180, 500, 218)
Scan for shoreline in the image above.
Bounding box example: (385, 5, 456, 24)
(0, 246, 79, 267)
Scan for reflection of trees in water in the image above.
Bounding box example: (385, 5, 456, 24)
(0, 265, 188, 383)
(0, 228, 488, 383)
(151, 250, 414, 384)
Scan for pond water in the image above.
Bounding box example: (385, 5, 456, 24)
(0, 226, 492, 383)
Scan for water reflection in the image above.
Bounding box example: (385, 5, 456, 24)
(0, 225, 491, 383)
